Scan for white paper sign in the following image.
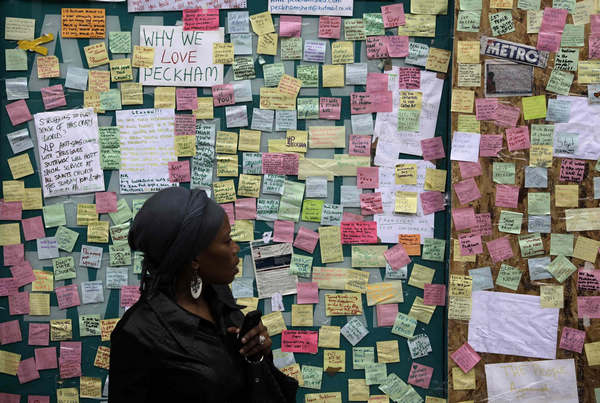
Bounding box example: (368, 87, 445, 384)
(117, 108, 177, 194)
(34, 108, 104, 198)
(469, 291, 559, 359)
(129, 0, 246, 12)
(485, 359, 578, 402)
(139, 26, 224, 87)
(268, 0, 353, 16)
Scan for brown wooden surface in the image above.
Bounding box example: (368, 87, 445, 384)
(449, 1, 600, 402)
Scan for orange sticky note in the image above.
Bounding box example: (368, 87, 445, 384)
(61, 8, 106, 39)
(398, 234, 421, 255)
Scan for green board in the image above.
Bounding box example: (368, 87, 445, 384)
(0, 0, 453, 401)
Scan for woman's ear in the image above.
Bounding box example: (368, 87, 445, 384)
(190, 255, 202, 270)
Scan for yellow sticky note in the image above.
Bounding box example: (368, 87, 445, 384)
(0, 223, 21, 246)
(424, 168, 447, 192)
(409, 296, 436, 324)
(89, 70, 111, 92)
(109, 58, 133, 82)
(399, 91, 423, 110)
(555, 184, 578, 207)
(259, 87, 296, 110)
(318, 325, 341, 348)
(324, 350, 345, 372)
(236, 297, 259, 315)
(573, 235, 600, 262)
(194, 97, 214, 119)
(278, 74, 302, 98)
(216, 130, 238, 154)
(213, 180, 237, 203)
(425, 397, 446, 403)
(22, 187, 42, 210)
(540, 285, 563, 308)
(348, 379, 370, 401)
(529, 145, 553, 168)
(250, 11, 275, 35)
(452, 367, 476, 390)
(331, 41, 355, 64)
(578, 61, 600, 84)
(522, 95, 546, 120)
(394, 191, 418, 214)
(154, 87, 176, 109)
(231, 219, 254, 242)
(50, 319, 72, 341)
(457, 114, 480, 133)
(3, 180, 25, 202)
(281, 363, 304, 387)
(174, 135, 196, 157)
(5, 17, 35, 41)
(94, 346, 110, 370)
(77, 204, 98, 225)
(397, 14, 436, 37)
(376, 340, 400, 363)
(257, 33, 278, 55)
(37, 55, 60, 78)
(449, 274, 473, 297)
(87, 221, 109, 243)
(132, 45, 154, 68)
(8, 153, 34, 179)
(121, 82, 143, 105)
(268, 139, 289, 153)
(585, 341, 600, 366)
(286, 130, 308, 153)
(351, 245, 388, 267)
(238, 129, 261, 152)
(32, 270, 54, 292)
(322, 65, 345, 87)
(457, 41, 480, 63)
(366, 282, 404, 306)
(238, 174, 261, 198)
(408, 264, 435, 289)
(84, 90, 103, 113)
(261, 311, 287, 336)
(213, 42, 234, 64)
(450, 89, 474, 113)
(80, 376, 102, 398)
(101, 318, 120, 342)
(84, 42, 109, 68)
(216, 154, 238, 177)
(325, 293, 363, 315)
(491, 0, 513, 7)
(0, 350, 20, 375)
(395, 163, 418, 185)
(448, 296, 472, 320)
(426, 47, 451, 73)
(318, 226, 344, 264)
(30, 292, 50, 315)
(292, 304, 314, 326)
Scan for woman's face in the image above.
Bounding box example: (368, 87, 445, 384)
(195, 215, 240, 285)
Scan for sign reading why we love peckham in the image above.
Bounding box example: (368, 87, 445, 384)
(139, 25, 224, 87)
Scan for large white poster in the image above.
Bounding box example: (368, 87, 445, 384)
(129, 0, 246, 12)
(34, 108, 104, 198)
(268, 0, 353, 16)
(116, 109, 177, 194)
(139, 26, 224, 87)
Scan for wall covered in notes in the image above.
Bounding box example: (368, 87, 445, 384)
(1, 0, 453, 402)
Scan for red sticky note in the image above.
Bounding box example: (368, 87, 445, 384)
(458, 232, 483, 256)
(450, 342, 481, 373)
(591, 14, 600, 33)
(398, 67, 420, 90)
(28, 323, 50, 346)
(473, 213, 491, 236)
(458, 161, 482, 179)
(6, 99, 33, 126)
(505, 126, 530, 152)
(17, 357, 40, 384)
(559, 159, 585, 183)
(10, 261, 35, 287)
(35, 347, 57, 370)
(174, 114, 197, 136)
(486, 237, 514, 264)
(342, 212, 363, 223)
(273, 220, 295, 243)
(349, 135, 372, 156)
(4, 244, 24, 266)
(366, 36, 389, 59)
(376, 304, 398, 327)
(176, 88, 198, 110)
(420, 191, 446, 215)
(212, 84, 235, 106)
(340, 221, 378, 244)
(318, 16, 341, 39)
(221, 202, 235, 226)
(408, 363, 433, 389)
(421, 137, 445, 161)
(360, 192, 384, 216)
(0, 393, 20, 403)
(479, 134, 503, 157)
(293, 226, 319, 253)
(356, 166, 379, 189)
(297, 282, 319, 304)
(452, 207, 476, 231)
(454, 178, 481, 205)
(182, 8, 219, 31)
(366, 73, 389, 93)
(0, 200, 22, 220)
(559, 327, 586, 353)
(22, 216, 45, 241)
(384, 243, 411, 270)
(589, 33, 600, 59)
(281, 330, 318, 354)
(41, 84, 67, 110)
(235, 198, 257, 220)
(95, 191, 118, 213)
(319, 97, 341, 120)
(28, 396, 49, 403)
(475, 98, 498, 121)
(279, 15, 302, 37)
(423, 284, 446, 306)
(262, 153, 299, 175)
(494, 103, 520, 128)
(578, 296, 600, 318)
(386, 36, 409, 58)
(495, 184, 519, 208)
(168, 160, 191, 183)
(381, 3, 406, 28)
(55, 284, 81, 310)
(0, 320, 22, 345)
(120, 285, 141, 308)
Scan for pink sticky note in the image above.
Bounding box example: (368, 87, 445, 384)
(452, 207, 476, 231)
(0, 278, 18, 297)
(319, 97, 341, 120)
(537, 31, 562, 52)
(540, 7, 568, 33)
(35, 347, 57, 370)
(475, 98, 498, 121)
(182, 8, 219, 31)
(493, 103, 520, 128)
(8, 292, 29, 316)
(235, 198, 257, 220)
(560, 159, 585, 183)
(351, 93, 375, 114)
(423, 284, 446, 306)
(450, 342, 481, 373)
(6, 99, 33, 126)
(495, 184, 519, 208)
(174, 114, 196, 136)
(408, 363, 434, 389)
(578, 267, 600, 291)
(342, 212, 363, 222)
(360, 192, 384, 216)
(486, 237, 514, 263)
(479, 135, 503, 157)
(340, 221, 378, 244)
(473, 213, 492, 236)
(366, 73, 389, 93)
(458, 161, 482, 179)
(559, 327, 586, 353)
(578, 296, 600, 318)
(318, 16, 341, 39)
(281, 330, 318, 354)
(4, 244, 24, 266)
(398, 67, 420, 90)
(176, 88, 198, 110)
(221, 202, 235, 226)
(293, 226, 319, 253)
(371, 92, 393, 113)
(592, 14, 600, 33)
(10, 261, 35, 287)
(212, 84, 235, 106)
(384, 243, 411, 270)
(273, 220, 295, 243)
(120, 285, 141, 307)
(458, 232, 483, 256)
(506, 126, 530, 152)
(28, 396, 49, 403)
(262, 153, 299, 175)
(349, 135, 372, 156)
(0, 393, 20, 403)
(60, 341, 82, 361)
(454, 178, 481, 205)
(381, 3, 406, 28)
(366, 36, 390, 59)
(95, 192, 118, 213)
(356, 167, 379, 189)
(17, 357, 40, 384)
(0, 320, 22, 345)
(386, 36, 409, 58)
(168, 160, 191, 183)
(28, 323, 50, 346)
(22, 216, 45, 241)
(41, 84, 67, 110)
(421, 191, 446, 215)
(55, 284, 81, 310)
(279, 15, 302, 37)
(0, 200, 22, 220)
(59, 358, 81, 379)
(376, 304, 398, 327)
(589, 33, 600, 59)
(421, 137, 445, 161)
(297, 282, 319, 304)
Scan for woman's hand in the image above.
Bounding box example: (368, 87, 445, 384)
(227, 322, 272, 359)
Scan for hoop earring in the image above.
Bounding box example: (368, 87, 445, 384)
(190, 271, 203, 299)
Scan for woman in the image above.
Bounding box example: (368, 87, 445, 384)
(109, 187, 297, 402)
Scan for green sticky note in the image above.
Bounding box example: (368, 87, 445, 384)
(109, 244, 132, 266)
(232, 56, 256, 80)
(496, 264, 522, 290)
(101, 150, 121, 170)
(493, 162, 515, 184)
(321, 204, 343, 226)
(280, 37, 302, 61)
(132, 199, 146, 217)
(398, 110, 421, 132)
(553, 0, 575, 13)
(263, 174, 286, 195)
(278, 180, 305, 222)
(55, 226, 79, 252)
(460, 0, 482, 10)
(100, 89, 122, 111)
(301, 365, 323, 389)
(108, 199, 132, 225)
(301, 199, 324, 222)
(554, 48, 579, 72)
(530, 124, 555, 145)
(257, 198, 280, 221)
(550, 233, 574, 256)
(289, 254, 313, 277)
(595, 387, 600, 403)
(296, 64, 318, 87)
(262, 62, 285, 87)
(99, 126, 120, 148)
(380, 374, 411, 402)
(489, 11, 515, 37)
(498, 210, 523, 234)
(363, 13, 385, 36)
(547, 255, 577, 283)
(109, 31, 132, 54)
(561, 24, 584, 47)
(422, 238, 446, 262)
(79, 314, 101, 337)
(518, 0, 541, 10)
(353, 347, 375, 370)
(344, 19, 366, 41)
(53, 256, 76, 281)
(43, 204, 66, 228)
(522, 95, 546, 120)
(6, 48, 27, 71)
(528, 192, 550, 215)
(596, 159, 600, 172)
(391, 312, 417, 338)
(457, 10, 481, 32)
(109, 222, 130, 245)
(546, 69, 574, 96)
(133, 251, 144, 274)
(297, 98, 319, 120)
(365, 362, 387, 385)
(519, 233, 544, 258)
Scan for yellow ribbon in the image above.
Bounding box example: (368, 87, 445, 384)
(17, 33, 54, 56)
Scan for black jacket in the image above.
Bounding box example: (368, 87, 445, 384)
(108, 284, 248, 403)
